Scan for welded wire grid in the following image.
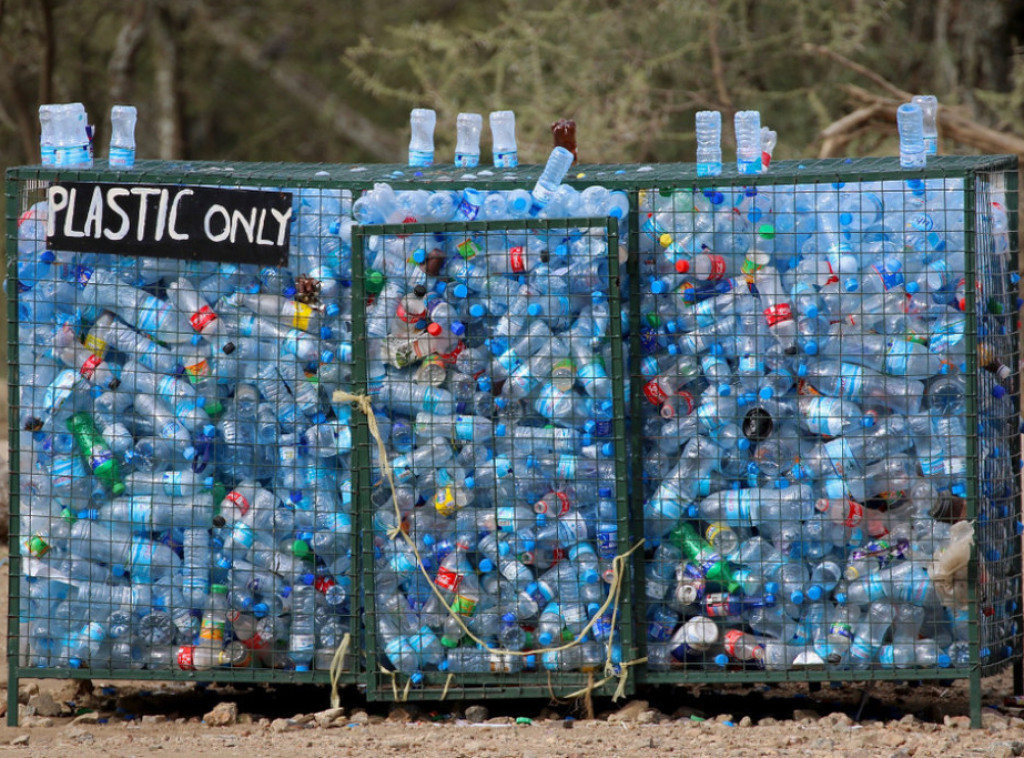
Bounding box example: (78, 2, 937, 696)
(6, 175, 358, 682)
(353, 217, 633, 700)
(632, 169, 1021, 682)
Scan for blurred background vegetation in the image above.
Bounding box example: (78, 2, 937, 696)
(1, 0, 1024, 369)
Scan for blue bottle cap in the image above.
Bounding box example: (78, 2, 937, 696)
(599, 487, 612, 497)
(737, 438, 751, 451)
(191, 334, 203, 346)
(320, 326, 333, 340)
(587, 602, 602, 617)
(325, 303, 341, 318)
(790, 590, 804, 605)
(951, 483, 967, 497)
(422, 533, 436, 547)
(601, 442, 614, 457)
(651, 281, 667, 295)
(434, 281, 447, 295)
(301, 573, 315, 586)
(803, 341, 818, 356)
(528, 303, 544, 316)
(294, 665, 310, 672)
(252, 602, 269, 618)
(498, 542, 511, 557)
(438, 660, 450, 672)
(477, 376, 492, 392)
(284, 285, 297, 298)
(686, 504, 699, 519)
(412, 248, 427, 264)
(774, 476, 789, 489)
(320, 349, 335, 364)
(581, 569, 599, 585)
(464, 476, 475, 489)
(905, 281, 920, 294)
(805, 304, 819, 319)
(834, 592, 847, 605)
(479, 558, 495, 573)
(718, 383, 732, 396)
(183, 446, 197, 461)
(195, 396, 208, 409)
(581, 432, 593, 447)
(937, 653, 951, 668)
(502, 612, 517, 624)
(525, 581, 538, 596)
(203, 424, 217, 437)
(312, 412, 327, 424)
(494, 423, 506, 437)
(469, 304, 486, 318)
(290, 490, 304, 504)
(758, 387, 774, 401)
(451, 321, 466, 337)
(538, 632, 554, 646)
(797, 364, 808, 377)
(494, 396, 507, 409)
(554, 243, 568, 258)
(764, 582, 780, 596)
(239, 595, 253, 610)
(69, 657, 83, 669)
(806, 585, 823, 602)
(40, 250, 56, 263)
(714, 653, 729, 667)
(994, 385, 1007, 399)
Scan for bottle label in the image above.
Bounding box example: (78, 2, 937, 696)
(54, 145, 91, 167)
(108, 145, 135, 168)
(136, 300, 174, 338)
(184, 358, 210, 383)
(832, 364, 863, 400)
(420, 387, 442, 414)
(597, 524, 618, 559)
(434, 487, 458, 517)
(232, 522, 255, 549)
(849, 639, 874, 662)
(723, 628, 746, 657)
(395, 302, 425, 325)
(546, 491, 572, 517)
(288, 302, 313, 331)
(509, 246, 526, 273)
(738, 355, 763, 376)
(495, 349, 521, 376)
(83, 333, 107, 359)
(694, 297, 718, 328)
(456, 238, 480, 260)
(493, 150, 518, 168)
(823, 437, 858, 477)
(706, 255, 728, 281)
(701, 354, 728, 379)
(828, 621, 854, 641)
(177, 645, 196, 670)
(555, 456, 576, 482)
(45, 369, 78, 416)
(872, 261, 904, 291)
(643, 378, 669, 406)
(435, 566, 462, 591)
(705, 593, 736, 618)
(200, 616, 226, 642)
(79, 353, 103, 380)
(225, 490, 251, 517)
(838, 499, 863, 528)
(763, 302, 793, 327)
(128, 540, 155, 583)
(189, 305, 218, 332)
(408, 149, 434, 167)
(455, 196, 481, 221)
(454, 153, 479, 168)
(451, 594, 476, 615)
(884, 339, 913, 376)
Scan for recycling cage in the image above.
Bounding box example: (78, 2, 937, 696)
(624, 155, 1022, 728)
(3, 161, 381, 723)
(351, 216, 635, 701)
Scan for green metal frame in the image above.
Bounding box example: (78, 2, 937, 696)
(351, 217, 634, 702)
(4, 154, 1021, 722)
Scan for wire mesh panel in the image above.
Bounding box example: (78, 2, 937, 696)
(352, 217, 634, 701)
(628, 156, 1021, 697)
(5, 165, 361, 697)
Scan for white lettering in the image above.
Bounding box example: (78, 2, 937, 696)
(255, 208, 274, 245)
(83, 186, 105, 238)
(104, 188, 131, 241)
(46, 186, 69, 239)
(230, 207, 257, 244)
(270, 206, 292, 246)
(204, 205, 230, 242)
(63, 188, 84, 238)
(168, 189, 192, 241)
(130, 187, 161, 241)
(153, 189, 169, 242)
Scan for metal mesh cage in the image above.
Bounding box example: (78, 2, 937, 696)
(350, 217, 635, 700)
(6, 166, 361, 693)
(626, 157, 1022, 719)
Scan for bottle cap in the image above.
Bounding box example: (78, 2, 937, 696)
(764, 582, 780, 596)
(211, 584, 228, 594)
(426, 322, 443, 337)
(301, 573, 315, 586)
(538, 632, 554, 646)
(469, 304, 486, 318)
(737, 438, 750, 451)
(806, 585, 823, 602)
(994, 385, 1007, 399)
(774, 476, 789, 489)
(183, 447, 197, 461)
(440, 636, 460, 649)
(717, 383, 732, 396)
(805, 304, 818, 319)
(319, 326, 334, 341)
(790, 590, 804, 605)
(191, 334, 203, 346)
(451, 321, 466, 337)
(320, 349, 335, 364)
(601, 442, 614, 457)
(528, 302, 544, 316)
(599, 487, 612, 497)
(905, 281, 920, 294)
(797, 364, 808, 377)
(834, 592, 847, 605)
(860, 415, 874, 428)
(292, 540, 312, 559)
(713, 653, 729, 667)
(758, 387, 774, 400)
(479, 558, 495, 573)
(438, 660, 450, 671)
(803, 341, 818, 356)
(937, 653, 951, 668)
(452, 283, 469, 299)
(674, 259, 690, 274)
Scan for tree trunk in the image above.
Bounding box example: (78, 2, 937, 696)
(151, 1, 184, 159)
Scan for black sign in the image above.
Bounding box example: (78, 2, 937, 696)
(45, 182, 292, 266)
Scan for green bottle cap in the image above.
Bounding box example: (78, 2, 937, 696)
(366, 269, 386, 294)
(757, 222, 775, 240)
(26, 535, 49, 557)
(210, 584, 228, 594)
(440, 636, 460, 648)
(203, 400, 224, 417)
(111, 481, 126, 496)
(292, 540, 312, 559)
(60, 507, 77, 524)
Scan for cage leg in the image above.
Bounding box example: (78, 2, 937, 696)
(1014, 658, 1023, 697)
(7, 670, 18, 727)
(969, 668, 983, 729)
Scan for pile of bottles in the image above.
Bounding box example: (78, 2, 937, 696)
(359, 174, 634, 677)
(16, 184, 358, 672)
(636, 172, 1019, 671)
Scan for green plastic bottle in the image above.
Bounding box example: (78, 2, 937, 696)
(67, 411, 126, 495)
(667, 521, 739, 592)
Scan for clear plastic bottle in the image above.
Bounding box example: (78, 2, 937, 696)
(108, 105, 137, 168)
(489, 110, 518, 168)
(528, 147, 575, 217)
(733, 110, 762, 175)
(911, 95, 938, 155)
(408, 108, 437, 167)
(897, 102, 926, 169)
(454, 112, 483, 168)
(695, 111, 722, 177)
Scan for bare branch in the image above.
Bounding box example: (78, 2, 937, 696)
(707, 0, 733, 115)
(152, 1, 183, 159)
(802, 43, 912, 101)
(190, 2, 399, 161)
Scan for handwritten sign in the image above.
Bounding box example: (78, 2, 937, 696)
(45, 182, 292, 266)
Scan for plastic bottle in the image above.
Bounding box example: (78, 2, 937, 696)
(734, 110, 762, 175)
(529, 147, 575, 217)
(408, 108, 437, 167)
(911, 95, 938, 155)
(489, 110, 518, 168)
(454, 113, 483, 168)
(108, 105, 137, 168)
(897, 102, 926, 169)
(695, 111, 722, 177)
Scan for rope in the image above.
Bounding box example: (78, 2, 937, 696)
(328, 632, 352, 709)
(333, 389, 645, 701)
(440, 673, 455, 701)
